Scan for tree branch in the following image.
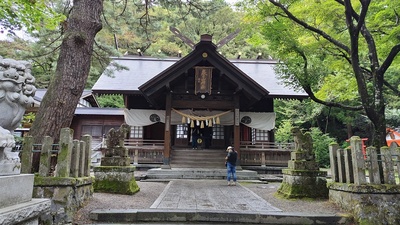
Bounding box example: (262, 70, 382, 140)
(268, 0, 350, 54)
(295, 47, 363, 111)
(379, 44, 400, 76)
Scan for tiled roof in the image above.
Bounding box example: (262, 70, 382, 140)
(74, 107, 124, 115)
(92, 56, 307, 98)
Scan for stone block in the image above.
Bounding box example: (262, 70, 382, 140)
(290, 151, 306, 160)
(0, 174, 34, 209)
(277, 170, 328, 198)
(287, 160, 319, 170)
(101, 156, 130, 166)
(94, 166, 140, 195)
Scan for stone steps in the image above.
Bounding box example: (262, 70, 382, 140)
(170, 149, 227, 169)
(145, 168, 259, 180)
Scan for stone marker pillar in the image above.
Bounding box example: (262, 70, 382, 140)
(94, 123, 140, 195)
(277, 127, 328, 198)
(0, 56, 50, 224)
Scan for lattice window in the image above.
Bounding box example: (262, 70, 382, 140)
(82, 125, 103, 137)
(255, 129, 269, 141)
(176, 124, 188, 138)
(212, 124, 224, 140)
(130, 126, 143, 139)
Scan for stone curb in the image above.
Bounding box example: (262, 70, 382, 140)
(90, 209, 351, 224)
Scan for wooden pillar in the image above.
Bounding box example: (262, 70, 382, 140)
(233, 94, 240, 167)
(163, 93, 172, 168)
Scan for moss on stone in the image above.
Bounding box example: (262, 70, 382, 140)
(93, 177, 140, 195)
(277, 180, 328, 199)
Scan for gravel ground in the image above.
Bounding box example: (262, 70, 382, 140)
(73, 179, 345, 224)
(73, 181, 169, 224)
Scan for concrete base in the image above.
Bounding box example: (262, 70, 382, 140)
(145, 168, 259, 180)
(0, 174, 34, 208)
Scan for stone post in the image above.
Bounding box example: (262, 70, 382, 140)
(21, 136, 34, 174)
(337, 149, 346, 183)
(367, 147, 381, 184)
(71, 140, 80, 178)
(79, 140, 86, 177)
(38, 136, 54, 177)
(382, 146, 396, 185)
(344, 148, 354, 184)
(82, 134, 92, 177)
(56, 128, 73, 177)
(329, 143, 339, 182)
(350, 136, 366, 185)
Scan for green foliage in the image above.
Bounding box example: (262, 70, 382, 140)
(275, 120, 294, 143)
(310, 127, 336, 168)
(0, 0, 65, 33)
(97, 95, 124, 108)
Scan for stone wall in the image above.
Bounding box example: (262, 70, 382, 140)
(329, 183, 400, 224)
(329, 137, 400, 224)
(33, 177, 93, 224)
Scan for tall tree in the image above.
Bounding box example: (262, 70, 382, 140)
(29, 0, 103, 141)
(245, 0, 400, 148)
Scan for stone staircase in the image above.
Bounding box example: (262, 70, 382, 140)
(143, 148, 259, 180)
(170, 148, 227, 169)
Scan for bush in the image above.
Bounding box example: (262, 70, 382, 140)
(310, 127, 336, 168)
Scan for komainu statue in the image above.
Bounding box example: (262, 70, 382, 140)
(0, 56, 36, 175)
(291, 127, 314, 161)
(105, 123, 130, 157)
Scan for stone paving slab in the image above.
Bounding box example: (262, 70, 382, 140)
(150, 180, 281, 212)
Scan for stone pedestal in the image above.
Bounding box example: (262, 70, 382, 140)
(0, 174, 51, 225)
(277, 151, 328, 198)
(94, 166, 140, 195)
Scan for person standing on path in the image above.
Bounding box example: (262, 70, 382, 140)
(225, 146, 237, 186)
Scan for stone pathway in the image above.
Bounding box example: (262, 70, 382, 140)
(150, 179, 281, 212)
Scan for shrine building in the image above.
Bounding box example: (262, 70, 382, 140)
(91, 34, 307, 167)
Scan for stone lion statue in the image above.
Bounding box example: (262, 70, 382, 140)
(0, 56, 36, 166)
(291, 127, 314, 161)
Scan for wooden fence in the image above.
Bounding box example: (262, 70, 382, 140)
(21, 128, 92, 178)
(330, 136, 400, 185)
(124, 139, 164, 164)
(235, 141, 293, 167)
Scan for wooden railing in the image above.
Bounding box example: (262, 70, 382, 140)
(124, 139, 164, 164)
(240, 141, 294, 167)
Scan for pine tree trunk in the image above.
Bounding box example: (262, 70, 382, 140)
(29, 0, 103, 142)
